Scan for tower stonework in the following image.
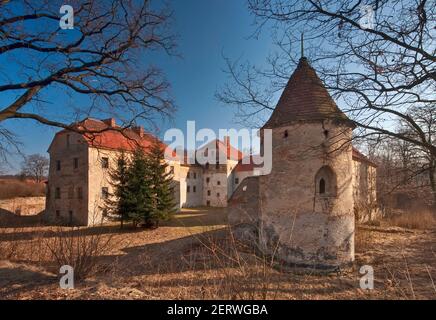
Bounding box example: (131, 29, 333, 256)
(229, 57, 355, 269)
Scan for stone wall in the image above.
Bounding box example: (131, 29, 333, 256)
(353, 160, 380, 222)
(258, 121, 355, 269)
(227, 176, 260, 243)
(0, 196, 45, 216)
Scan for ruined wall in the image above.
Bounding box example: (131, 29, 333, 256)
(232, 170, 257, 194)
(258, 121, 355, 268)
(353, 160, 379, 222)
(46, 132, 89, 225)
(227, 176, 260, 243)
(0, 196, 45, 216)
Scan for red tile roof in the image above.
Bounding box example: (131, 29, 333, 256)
(50, 118, 165, 152)
(215, 139, 244, 161)
(263, 57, 353, 128)
(196, 138, 244, 163)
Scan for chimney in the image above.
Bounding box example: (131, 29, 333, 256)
(102, 118, 116, 127)
(133, 125, 144, 137)
(224, 136, 231, 159)
(224, 136, 230, 146)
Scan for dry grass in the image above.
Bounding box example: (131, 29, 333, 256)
(384, 209, 436, 230)
(43, 226, 114, 279)
(0, 179, 45, 199)
(1, 207, 435, 300)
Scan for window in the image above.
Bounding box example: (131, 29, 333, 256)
(235, 178, 239, 184)
(193, 172, 197, 179)
(187, 172, 190, 179)
(56, 210, 60, 218)
(187, 185, 190, 193)
(207, 190, 211, 196)
(315, 166, 337, 197)
(193, 186, 196, 193)
(206, 177, 210, 183)
(205, 163, 209, 169)
(206, 200, 210, 206)
(77, 187, 83, 199)
(101, 187, 109, 199)
(73, 158, 78, 169)
(319, 178, 326, 194)
(217, 181, 221, 185)
(217, 192, 220, 197)
(55, 187, 61, 199)
(56, 160, 61, 171)
(101, 157, 109, 169)
(283, 130, 288, 138)
(68, 211, 73, 224)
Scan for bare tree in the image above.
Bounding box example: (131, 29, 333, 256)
(0, 0, 177, 159)
(20, 153, 49, 183)
(217, 0, 435, 159)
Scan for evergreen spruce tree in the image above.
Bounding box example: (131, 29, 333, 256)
(106, 151, 130, 228)
(146, 138, 176, 227)
(125, 147, 154, 226)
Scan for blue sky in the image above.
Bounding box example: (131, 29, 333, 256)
(1, 0, 277, 173)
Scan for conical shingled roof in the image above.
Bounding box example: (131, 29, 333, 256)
(263, 57, 353, 128)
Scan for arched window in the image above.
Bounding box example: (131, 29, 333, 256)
(315, 166, 337, 196)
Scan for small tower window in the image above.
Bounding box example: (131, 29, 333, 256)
(319, 178, 326, 194)
(283, 130, 288, 138)
(315, 166, 337, 197)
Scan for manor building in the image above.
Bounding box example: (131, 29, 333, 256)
(45, 118, 251, 225)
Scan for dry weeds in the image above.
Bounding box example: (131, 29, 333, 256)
(0, 207, 435, 300)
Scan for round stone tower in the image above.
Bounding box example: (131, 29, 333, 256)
(258, 57, 355, 269)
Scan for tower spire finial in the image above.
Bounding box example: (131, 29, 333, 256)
(300, 32, 305, 59)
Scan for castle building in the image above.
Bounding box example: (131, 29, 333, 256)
(45, 59, 377, 234)
(228, 57, 378, 269)
(45, 118, 244, 225)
